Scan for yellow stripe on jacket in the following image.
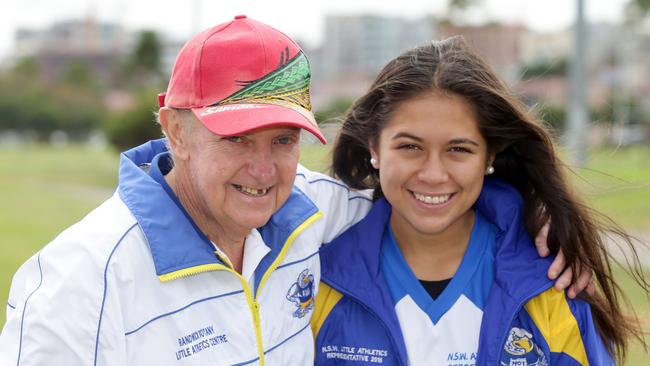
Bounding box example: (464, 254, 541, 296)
(311, 282, 343, 337)
(524, 287, 589, 365)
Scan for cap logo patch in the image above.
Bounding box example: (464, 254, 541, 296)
(214, 50, 312, 113)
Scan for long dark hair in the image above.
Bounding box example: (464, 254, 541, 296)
(331, 36, 647, 361)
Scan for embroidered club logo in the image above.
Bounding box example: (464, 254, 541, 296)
(286, 268, 315, 318)
(206, 49, 318, 129)
(500, 327, 548, 366)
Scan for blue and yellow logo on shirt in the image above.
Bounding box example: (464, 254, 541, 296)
(501, 327, 548, 366)
(286, 268, 315, 318)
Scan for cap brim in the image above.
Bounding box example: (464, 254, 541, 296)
(192, 103, 326, 144)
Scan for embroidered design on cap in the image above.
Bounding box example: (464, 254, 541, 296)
(202, 49, 316, 127)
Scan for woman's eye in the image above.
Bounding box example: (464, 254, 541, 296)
(449, 146, 471, 153)
(399, 144, 420, 150)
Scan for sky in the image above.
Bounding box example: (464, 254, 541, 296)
(0, 0, 631, 59)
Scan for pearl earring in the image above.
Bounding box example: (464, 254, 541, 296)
(370, 157, 378, 167)
(485, 166, 495, 175)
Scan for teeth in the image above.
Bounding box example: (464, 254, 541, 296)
(234, 184, 268, 196)
(413, 192, 451, 205)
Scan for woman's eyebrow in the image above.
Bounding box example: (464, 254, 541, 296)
(449, 138, 480, 147)
(391, 132, 423, 141)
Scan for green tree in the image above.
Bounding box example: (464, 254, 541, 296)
(520, 58, 568, 80)
(0, 60, 105, 140)
(631, 0, 650, 13)
(592, 96, 647, 125)
(11, 57, 40, 79)
(106, 31, 165, 149)
(534, 104, 566, 136)
(63, 58, 100, 91)
(314, 98, 354, 124)
(625, 0, 650, 23)
(447, 0, 483, 21)
(123, 31, 164, 88)
(103, 90, 162, 150)
(448, 0, 482, 10)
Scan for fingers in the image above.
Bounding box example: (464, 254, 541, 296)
(534, 222, 551, 257)
(549, 248, 594, 298)
(548, 248, 566, 280)
(553, 265, 573, 293)
(567, 266, 593, 299)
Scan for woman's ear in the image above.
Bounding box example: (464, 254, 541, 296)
(159, 107, 191, 161)
(485, 152, 496, 175)
(487, 152, 496, 168)
(369, 142, 379, 169)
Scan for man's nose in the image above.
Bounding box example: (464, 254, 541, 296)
(248, 147, 277, 181)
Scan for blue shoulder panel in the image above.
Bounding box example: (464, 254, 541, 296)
(119, 143, 220, 276)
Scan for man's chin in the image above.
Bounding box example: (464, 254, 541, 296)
(238, 213, 275, 231)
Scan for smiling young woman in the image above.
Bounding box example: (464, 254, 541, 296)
(369, 91, 492, 281)
(312, 36, 648, 365)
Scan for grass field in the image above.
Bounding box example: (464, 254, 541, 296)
(1, 142, 648, 362)
(570, 146, 650, 230)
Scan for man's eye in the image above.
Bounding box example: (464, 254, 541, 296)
(226, 136, 244, 143)
(276, 136, 296, 145)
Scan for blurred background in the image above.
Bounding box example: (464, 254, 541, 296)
(1, 0, 648, 362)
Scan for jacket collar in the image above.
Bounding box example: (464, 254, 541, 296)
(118, 139, 319, 282)
(320, 179, 553, 303)
(319, 179, 555, 366)
(474, 179, 555, 298)
(473, 180, 555, 364)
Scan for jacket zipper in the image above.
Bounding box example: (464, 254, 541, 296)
(210, 256, 267, 366)
(220, 211, 322, 366)
(159, 211, 322, 365)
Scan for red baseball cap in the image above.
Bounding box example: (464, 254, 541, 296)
(158, 15, 326, 143)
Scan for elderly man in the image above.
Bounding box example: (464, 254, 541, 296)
(1, 15, 370, 366)
(0, 16, 582, 366)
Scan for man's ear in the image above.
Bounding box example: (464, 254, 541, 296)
(159, 107, 190, 161)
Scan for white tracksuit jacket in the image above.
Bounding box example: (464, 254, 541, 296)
(0, 139, 372, 366)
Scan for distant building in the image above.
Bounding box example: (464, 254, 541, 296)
(517, 22, 650, 123)
(519, 29, 571, 66)
(11, 18, 187, 91)
(12, 18, 131, 86)
(440, 23, 525, 84)
(611, 23, 650, 120)
(18, 19, 130, 56)
(310, 15, 437, 106)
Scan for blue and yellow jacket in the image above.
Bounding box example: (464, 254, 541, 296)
(311, 180, 613, 365)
